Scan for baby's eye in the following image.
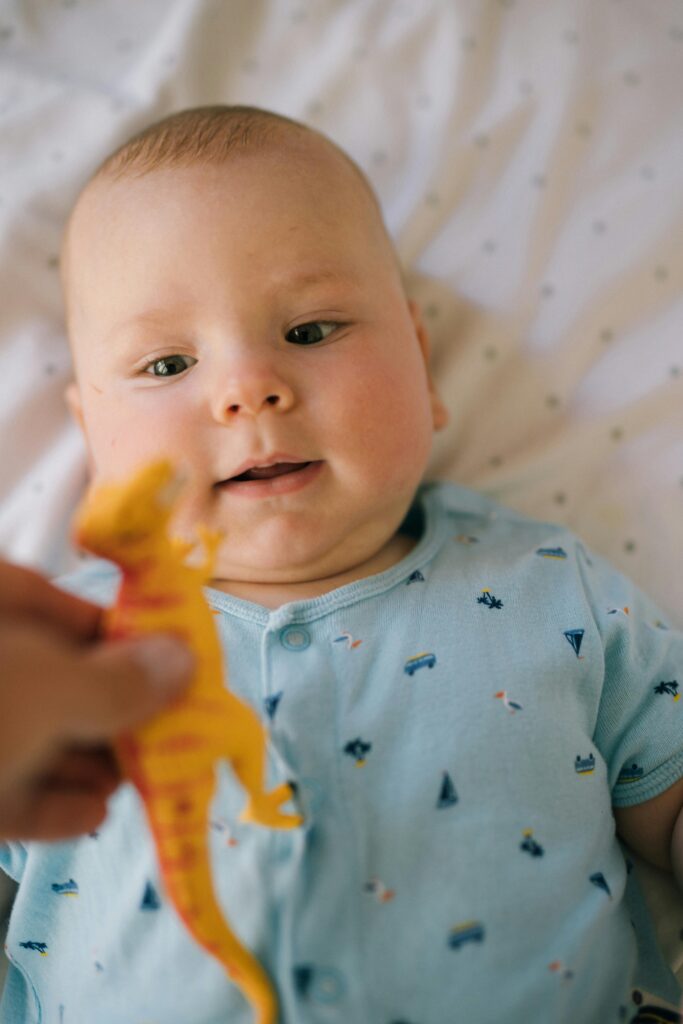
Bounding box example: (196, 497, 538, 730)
(142, 354, 197, 378)
(285, 321, 339, 346)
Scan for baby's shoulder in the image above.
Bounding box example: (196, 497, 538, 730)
(425, 479, 578, 557)
(424, 480, 677, 638)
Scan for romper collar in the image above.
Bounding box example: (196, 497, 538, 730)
(204, 481, 456, 627)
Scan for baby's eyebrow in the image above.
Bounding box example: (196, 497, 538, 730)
(105, 308, 177, 345)
(278, 267, 362, 290)
(105, 269, 361, 344)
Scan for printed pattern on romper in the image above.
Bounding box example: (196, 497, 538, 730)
(3, 485, 683, 1022)
(302, 509, 681, 1017)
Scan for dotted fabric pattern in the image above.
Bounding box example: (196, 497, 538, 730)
(0, 0, 681, 992)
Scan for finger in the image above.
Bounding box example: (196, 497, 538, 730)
(0, 559, 102, 640)
(42, 745, 121, 793)
(0, 788, 111, 842)
(0, 624, 193, 788)
(62, 634, 195, 741)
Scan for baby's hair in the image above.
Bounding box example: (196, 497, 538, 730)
(96, 105, 305, 179)
(92, 104, 378, 211)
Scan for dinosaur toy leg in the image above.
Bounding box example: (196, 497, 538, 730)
(239, 779, 302, 830)
(223, 700, 302, 830)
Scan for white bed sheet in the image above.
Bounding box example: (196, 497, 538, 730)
(0, 0, 682, 995)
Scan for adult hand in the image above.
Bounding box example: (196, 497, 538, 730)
(0, 559, 194, 841)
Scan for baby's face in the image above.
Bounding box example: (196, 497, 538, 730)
(64, 136, 446, 589)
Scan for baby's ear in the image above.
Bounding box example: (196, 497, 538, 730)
(64, 380, 85, 431)
(406, 299, 449, 432)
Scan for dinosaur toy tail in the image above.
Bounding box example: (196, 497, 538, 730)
(165, 858, 277, 1023)
(151, 802, 279, 1024)
(122, 746, 279, 1024)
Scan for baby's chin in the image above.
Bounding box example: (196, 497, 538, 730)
(172, 492, 405, 586)
(187, 517, 343, 577)
(209, 553, 336, 587)
(207, 533, 383, 591)
(205, 560, 340, 608)
(169, 514, 340, 584)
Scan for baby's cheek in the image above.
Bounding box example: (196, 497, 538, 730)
(84, 399, 181, 478)
(337, 358, 433, 483)
(376, 413, 433, 492)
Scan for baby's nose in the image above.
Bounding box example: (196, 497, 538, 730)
(213, 375, 296, 420)
(227, 392, 280, 415)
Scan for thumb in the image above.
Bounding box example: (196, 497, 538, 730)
(65, 635, 195, 741)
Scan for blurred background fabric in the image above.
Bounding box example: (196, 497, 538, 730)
(0, 0, 681, 992)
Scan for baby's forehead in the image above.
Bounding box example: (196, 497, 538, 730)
(63, 137, 390, 285)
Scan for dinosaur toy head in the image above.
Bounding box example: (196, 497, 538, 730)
(73, 458, 187, 561)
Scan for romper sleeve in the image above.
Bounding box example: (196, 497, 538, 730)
(574, 542, 683, 807)
(0, 841, 27, 883)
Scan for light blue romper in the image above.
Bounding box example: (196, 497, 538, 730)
(2, 481, 683, 1024)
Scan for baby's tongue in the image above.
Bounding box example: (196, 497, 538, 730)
(244, 462, 306, 480)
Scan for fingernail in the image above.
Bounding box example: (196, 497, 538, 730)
(129, 636, 195, 693)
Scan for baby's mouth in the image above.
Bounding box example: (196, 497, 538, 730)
(230, 462, 312, 482)
(216, 456, 324, 496)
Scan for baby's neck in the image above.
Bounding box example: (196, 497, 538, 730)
(209, 529, 416, 610)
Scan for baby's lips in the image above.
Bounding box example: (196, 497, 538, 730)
(233, 461, 312, 481)
(221, 452, 315, 482)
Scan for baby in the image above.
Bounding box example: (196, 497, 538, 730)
(1, 104, 683, 1023)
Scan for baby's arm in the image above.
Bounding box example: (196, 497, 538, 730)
(614, 776, 683, 883)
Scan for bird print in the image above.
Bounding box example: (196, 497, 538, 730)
(548, 961, 574, 981)
(332, 631, 363, 649)
(495, 691, 523, 713)
(364, 878, 396, 903)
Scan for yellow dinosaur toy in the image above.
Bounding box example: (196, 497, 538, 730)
(71, 458, 302, 1024)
